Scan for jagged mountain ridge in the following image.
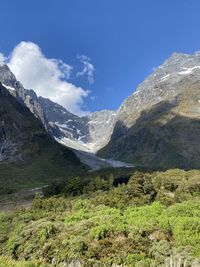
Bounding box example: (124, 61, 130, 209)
(0, 65, 48, 128)
(0, 64, 116, 153)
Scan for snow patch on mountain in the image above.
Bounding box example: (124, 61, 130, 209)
(160, 74, 170, 81)
(2, 83, 16, 92)
(117, 51, 200, 128)
(178, 66, 200, 75)
(55, 137, 92, 152)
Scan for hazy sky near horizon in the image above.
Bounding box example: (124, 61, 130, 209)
(1, 0, 200, 114)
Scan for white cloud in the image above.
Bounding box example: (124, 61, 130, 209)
(76, 54, 94, 84)
(0, 53, 5, 65)
(7, 41, 89, 116)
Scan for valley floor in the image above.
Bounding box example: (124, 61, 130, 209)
(0, 186, 46, 212)
(56, 136, 135, 171)
(74, 150, 134, 171)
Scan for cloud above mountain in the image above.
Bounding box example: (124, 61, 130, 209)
(0, 53, 5, 65)
(76, 54, 95, 84)
(3, 41, 92, 115)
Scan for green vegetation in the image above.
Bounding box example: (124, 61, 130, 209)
(1, 169, 200, 266)
(0, 147, 85, 192)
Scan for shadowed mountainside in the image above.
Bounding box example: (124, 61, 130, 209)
(98, 81, 200, 169)
(0, 83, 85, 191)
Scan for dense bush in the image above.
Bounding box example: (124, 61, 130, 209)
(0, 169, 200, 266)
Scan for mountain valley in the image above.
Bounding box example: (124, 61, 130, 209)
(1, 51, 200, 266)
(2, 51, 200, 170)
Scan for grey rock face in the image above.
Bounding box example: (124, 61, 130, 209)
(0, 136, 21, 162)
(117, 51, 200, 127)
(0, 65, 48, 128)
(38, 96, 88, 140)
(82, 110, 116, 151)
(0, 65, 116, 153)
(37, 97, 116, 152)
(0, 84, 29, 162)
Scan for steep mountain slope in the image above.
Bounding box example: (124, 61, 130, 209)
(0, 65, 116, 153)
(0, 65, 48, 128)
(116, 52, 200, 127)
(38, 96, 116, 152)
(98, 52, 200, 169)
(83, 110, 116, 151)
(0, 83, 84, 191)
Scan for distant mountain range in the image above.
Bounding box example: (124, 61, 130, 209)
(1, 51, 200, 171)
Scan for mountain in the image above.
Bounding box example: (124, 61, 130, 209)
(98, 52, 200, 169)
(0, 82, 85, 191)
(116, 52, 200, 127)
(38, 96, 116, 152)
(0, 65, 49, 128)
(0, 65, 116, 154)
(2, 51, 200, 171)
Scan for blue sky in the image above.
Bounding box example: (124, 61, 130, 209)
(1, 0, 200, 114)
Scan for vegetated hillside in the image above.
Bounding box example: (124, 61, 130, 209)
(0, 83, 85, 191)
(99, 81, 200, 169)
(0, 169, 200, 266)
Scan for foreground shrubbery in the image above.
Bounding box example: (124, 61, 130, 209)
(1, 169, 200, 266)
(0, 256, 50, 267)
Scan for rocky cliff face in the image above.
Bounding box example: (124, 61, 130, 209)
(0, 82, 46, 163)
(0, 65, 48, 128)
(37, 97, 116, 152)
(0, 82, 84, 189)
(98, 52, 200, 169)
(0, 65, 116, 153)
(116, 52, 200, 127)
(82, 110, 116, 151)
